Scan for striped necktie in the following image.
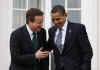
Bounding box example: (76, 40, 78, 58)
(56, 29, 63, 54)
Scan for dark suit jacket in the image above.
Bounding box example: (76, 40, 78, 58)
(9, 25, 49, 70)
(48, 21, 93, 70)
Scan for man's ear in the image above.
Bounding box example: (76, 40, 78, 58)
(64, 12, 67, 17)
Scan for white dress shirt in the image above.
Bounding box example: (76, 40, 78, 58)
(55, 20, 68, 45)
(26, 24, 33, 40)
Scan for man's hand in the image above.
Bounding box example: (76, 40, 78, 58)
(35, 48, 49, 59)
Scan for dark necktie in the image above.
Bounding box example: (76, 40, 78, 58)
(32, 32, 39, 70)
(56, 29, 63, 54)
(32, 32, 38, 52)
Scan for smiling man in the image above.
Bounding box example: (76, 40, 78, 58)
(48, 5, 93, 70)
(9, 8, 49, 70)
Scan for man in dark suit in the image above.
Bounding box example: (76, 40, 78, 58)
(9, 8, 49, 70)
(48, 5, 93, 70)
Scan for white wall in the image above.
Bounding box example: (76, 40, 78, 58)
(82, 0, 98, 70)
(98, 0, 100, 70)
(0, 0, 11, 70)
(0, 0, 99, 70)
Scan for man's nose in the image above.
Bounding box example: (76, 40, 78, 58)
(40, 23, 43, 26)
(54, 20, 58, 24)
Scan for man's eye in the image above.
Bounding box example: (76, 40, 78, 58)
(38, 22, 42, 24)
(52, 18, 60, 21)
(56, 18, 60, 20)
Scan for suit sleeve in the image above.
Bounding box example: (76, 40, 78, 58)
(47, 28, 53, 51)
(78, 24, 93, 70)
(10, 32, 37, 65)
(40, 29, 49, 70)
(42, 29, 48, 50)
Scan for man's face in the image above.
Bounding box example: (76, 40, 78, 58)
(51, 12, 66, 29)
(30, 16, 43, 32)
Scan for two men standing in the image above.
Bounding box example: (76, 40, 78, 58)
(9, 5, 93, 70)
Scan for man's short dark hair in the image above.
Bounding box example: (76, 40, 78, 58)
(51, 5, 66, 16)
(26, 8, 44, 24)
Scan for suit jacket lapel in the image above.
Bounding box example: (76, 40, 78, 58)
(51, 26, 59, 49)
(62, 22, 72, 54)
(23, 25, 33, 44)
(37, 32, 42, 48)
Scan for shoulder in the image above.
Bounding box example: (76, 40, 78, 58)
(69, 21, 84, 26)
(40, 28, 46, 33)
(69, 21, 86, 30)
(40, 28, 46, 32)
(10, 25, 25, 37)
(37, 28, 46, 36)
(49, 26, 56, 33)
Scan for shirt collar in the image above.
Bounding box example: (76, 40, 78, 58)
(60, 18, 68, 31)
(26, 24, 33, 35)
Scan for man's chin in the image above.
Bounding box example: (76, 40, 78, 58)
(56, 25, 62, 29)
(36, 29, 41, 32)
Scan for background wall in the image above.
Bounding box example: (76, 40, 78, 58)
(0, 0, 11, 70)
(98, 0, 100, 70)
(82, 0, 98, 70)
(0, 0, 99, 70)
